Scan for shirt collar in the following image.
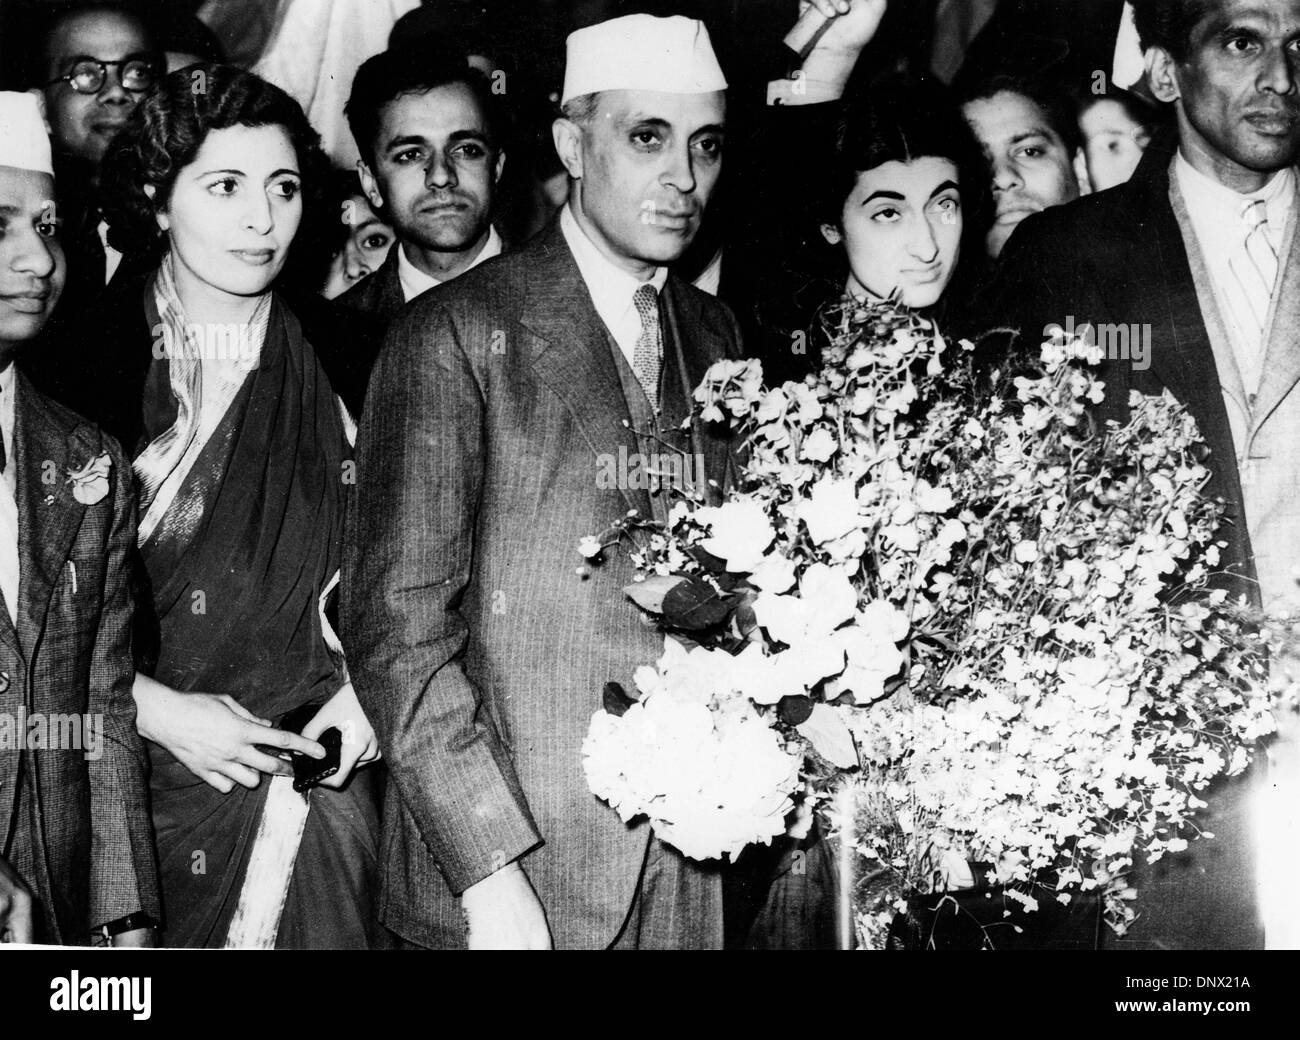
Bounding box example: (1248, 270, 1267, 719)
(559, 203, 668, 326)
(397, 225, 504, 302)
(1174, 150, 1295, 227)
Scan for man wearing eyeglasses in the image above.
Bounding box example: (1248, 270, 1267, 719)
(24, 3, 161, 413)
(40, 3, 160, 171)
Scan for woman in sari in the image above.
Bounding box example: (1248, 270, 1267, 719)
(92, 64, 383, 948)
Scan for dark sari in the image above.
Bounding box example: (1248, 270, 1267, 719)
(132, 292, 381, 948)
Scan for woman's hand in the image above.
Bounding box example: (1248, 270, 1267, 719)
(301, 681, 381, 789)
(132, 673, 325, 794)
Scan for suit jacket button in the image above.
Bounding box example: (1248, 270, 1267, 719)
(0, 671, 9, 694)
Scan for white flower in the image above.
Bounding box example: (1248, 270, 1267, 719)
(66, 451, 112, 506)
(577, 535, 604, 559)
(1013, 540, 1039, 564)
(750, 553, 797, 593)
(753, 563, 856, 648)
(696, 500, 775, 572)
(801, 426, 838, 462)
(798, 477, 861, 545)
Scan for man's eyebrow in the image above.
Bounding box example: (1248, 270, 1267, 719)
(929, 180, 960, 199)
(618, 114, 672, 132)
(382, 134, 429, 151)
(447, 129, 492, 144)
(690, 123, 726, 137)
(1009, 128, 1057, 147)
(863, 190, 905, 203)
(0, 204, 20, 217)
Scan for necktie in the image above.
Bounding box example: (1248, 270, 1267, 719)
(0, 382, 6, 473)
(632, 284, 662, 410)
(1227, 197, 1279, 363)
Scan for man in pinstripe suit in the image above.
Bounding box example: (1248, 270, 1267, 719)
(0, 92, 158, 946)
(343, 14, 741, 949)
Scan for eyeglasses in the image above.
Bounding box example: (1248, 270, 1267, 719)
(48, 57, 158, 95)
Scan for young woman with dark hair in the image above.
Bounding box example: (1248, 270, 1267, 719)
(741, 75, 991, 387)
(85, 64, 384, 948)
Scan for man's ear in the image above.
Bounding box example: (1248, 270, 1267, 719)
(144, 183, 170, 231)
(820, 222, 843, 246)
(493, 149, 507, 186)
(1145, 46, 1180, 104)
(552, 118, 583, 180)
(356, 159, 385, 211)
(1073, 147, 1092, 196)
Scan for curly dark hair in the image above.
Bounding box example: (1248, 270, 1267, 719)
(101, 63, 329, 262)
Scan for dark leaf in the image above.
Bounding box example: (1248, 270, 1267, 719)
(602, 681, 637, 718)
(662, 575, 734, 631)
(777, 694, 814, 726)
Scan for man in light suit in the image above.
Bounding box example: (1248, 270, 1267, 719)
(343, 14, 740, 949)
(984, 0, 1300, 949)
(0, 92, 158, 946)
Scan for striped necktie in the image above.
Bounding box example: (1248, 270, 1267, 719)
(632, 284, 663, 410)
(1227, 197, 1279, 361)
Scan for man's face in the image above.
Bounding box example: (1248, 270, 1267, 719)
(561, 89, 725, 273)
(1081, 98, 1151, 191)
(360, 83, 503, 254)
(1170, 0, 1300, 181)
(0, 167, 65, 357)
(43, 10, 154, 166)
(963, 90, 1082, 258)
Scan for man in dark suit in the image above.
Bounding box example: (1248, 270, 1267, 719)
(983, 0, 1300, 949)
(343, 13, 739, 949)
(339, 43, 508, 325)
(0, 91, 158, 947)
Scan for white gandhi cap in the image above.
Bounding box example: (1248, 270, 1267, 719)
(0, 91, 53, 176)
(561, 14, 727, 106)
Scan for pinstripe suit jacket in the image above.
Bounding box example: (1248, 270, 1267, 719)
(342, 219, 742, 948)
(0, 370, 159, 943)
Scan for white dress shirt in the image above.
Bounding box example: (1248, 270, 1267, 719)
(396, 225, 503, 303)
(1174, 153, 1294, 392)
(0, 363, 20, 626)
(559, 203, 668, 369)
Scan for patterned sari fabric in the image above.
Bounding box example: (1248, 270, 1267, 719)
(132, 268, 381, 948)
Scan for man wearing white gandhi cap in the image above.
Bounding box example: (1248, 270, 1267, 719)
(0, 91, 160, 947)
(343, 14, 742, 949)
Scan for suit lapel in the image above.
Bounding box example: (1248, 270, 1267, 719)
(519, 223, 651, 519)
(1250, 177, 1300, 426)
(13, 374, 91, 659)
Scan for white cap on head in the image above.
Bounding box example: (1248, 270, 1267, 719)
(0, 91, 53, 176)
(561, 14, 727, 105)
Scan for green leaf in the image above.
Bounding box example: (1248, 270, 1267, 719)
(624, 575, 687, 615)
(662, 575, 734, 631)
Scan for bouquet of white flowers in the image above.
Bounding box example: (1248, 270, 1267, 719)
(579, 295, 1290, 947)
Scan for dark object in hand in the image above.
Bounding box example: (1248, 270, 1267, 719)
(274, 702, 342, 792)
(291, 727, 341, 792)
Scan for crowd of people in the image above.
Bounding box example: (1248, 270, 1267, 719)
(0, 0, 1296, 950)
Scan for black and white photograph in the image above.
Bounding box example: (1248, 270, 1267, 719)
(0, 0, 1295, 1017)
